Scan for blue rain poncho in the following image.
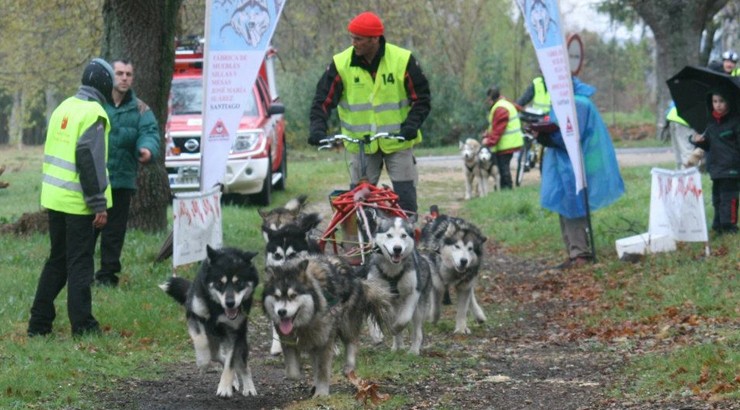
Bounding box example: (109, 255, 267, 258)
(540, 78, 625, 218)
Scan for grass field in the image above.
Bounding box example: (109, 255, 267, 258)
(0, 143, 737, 408)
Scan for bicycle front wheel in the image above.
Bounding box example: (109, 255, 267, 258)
(515, 142, 530, 187)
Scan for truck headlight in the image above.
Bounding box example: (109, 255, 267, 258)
(232, 132, 261, 153)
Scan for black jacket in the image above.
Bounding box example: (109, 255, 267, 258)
(309, 37, 431, 139)
(692, 110, 740, 180)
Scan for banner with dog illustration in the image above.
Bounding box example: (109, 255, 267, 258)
(173, 188, 223, 267)
(649, 167, 709, 242)
(200, 0, 285, 192)
(516, 0, 585, 193)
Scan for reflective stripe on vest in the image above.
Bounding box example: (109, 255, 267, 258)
(666, 106, 689, 127)
(488, 98, 524, 152)
(41, 96, 111, 215)
(532, 77, 551, 114)
(334, 43, 420, 154)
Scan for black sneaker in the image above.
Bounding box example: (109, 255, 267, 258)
(95, 275, 119, 287)
(27, 328, 51, 338)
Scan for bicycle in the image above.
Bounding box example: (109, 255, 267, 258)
(315, 133, 411, 265)
(515, 109, 546, 187)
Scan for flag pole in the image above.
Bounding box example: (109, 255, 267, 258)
(582, 186, 597, 262)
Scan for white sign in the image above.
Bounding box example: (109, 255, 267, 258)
(516, 0, 585, 193)
(200, 0, 285, 192)
(173, 188, 223, 267)
(649, 168, 709, 242)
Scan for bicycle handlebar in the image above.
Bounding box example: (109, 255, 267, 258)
(318, 133, 405, 150)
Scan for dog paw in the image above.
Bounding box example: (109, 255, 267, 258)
(216, 385, 234, 398)
(453, 326, 471, 335)
(241, 384, 257, 397)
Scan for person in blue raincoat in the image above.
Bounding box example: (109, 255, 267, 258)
(536, 77, 625, 268)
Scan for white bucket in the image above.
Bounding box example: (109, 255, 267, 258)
(615, 232, 676, 258)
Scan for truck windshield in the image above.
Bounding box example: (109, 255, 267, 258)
(170, 78, 259, 117)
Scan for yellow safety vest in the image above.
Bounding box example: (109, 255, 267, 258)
(334, 43, 420, 154)
(732, 67, 739, 77)
(41, 96, 112, 214)
(532, 76, 551, 114)
(487, 99, 524, 152)
(665, 106, 689, 127)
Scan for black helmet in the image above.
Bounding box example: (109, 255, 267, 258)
(81, 58, 114, 102)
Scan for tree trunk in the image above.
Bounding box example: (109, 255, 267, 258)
(9, 90, 22, 149)
(102, 0, 184, 232)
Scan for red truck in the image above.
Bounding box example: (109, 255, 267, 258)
(165, 46, 287, 206)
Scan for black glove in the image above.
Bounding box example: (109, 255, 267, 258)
(399, 127, 417, 141)
(308, 134, 325, 146)
(535, 132, 556, 148)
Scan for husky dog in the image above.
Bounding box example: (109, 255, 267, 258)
(460, 138, 486, 200)
(159, 246, 260, 397)
(263, 212, 322, 355)
(262, 254, 392, 397)
(258, 194, 311, 242)
(259, 195, 322, 355)
(264, 212, 322, 267)
(364, 215, 432, 354)
(477, 146, 500, 193)
(421, 212, 487, 334)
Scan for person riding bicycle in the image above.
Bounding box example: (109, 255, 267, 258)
(482, 85, 524, 189)
(308, 11, 431, 219)
(516, 74, 551, 114)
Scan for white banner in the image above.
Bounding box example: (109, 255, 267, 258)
(649, 168, 709, 242)
(173, 188, 223, 267)
(200, 0, 286, 192)
(516, 0, 585, 192)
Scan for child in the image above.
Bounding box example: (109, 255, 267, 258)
(690, 89, 740, 234)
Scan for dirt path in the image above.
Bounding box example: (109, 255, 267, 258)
(99, 147, 728, 410)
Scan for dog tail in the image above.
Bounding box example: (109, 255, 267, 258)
(360, 279, 394, 335)
(158, 276, 191, 305)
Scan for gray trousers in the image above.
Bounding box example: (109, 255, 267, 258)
(559, 214, 591, 259)
(349, 148, 418, 214)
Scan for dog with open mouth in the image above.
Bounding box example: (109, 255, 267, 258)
(160, 246, 259, 398)
(262, 254, 392, 397)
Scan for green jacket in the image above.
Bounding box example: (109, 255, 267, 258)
(104, 89, 160, 190)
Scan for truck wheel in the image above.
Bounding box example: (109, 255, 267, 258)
(275, 143, 287, 191)
(251, 153, 272, 206)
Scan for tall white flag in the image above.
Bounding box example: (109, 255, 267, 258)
(516, 0, 585, 192)
(200, 0, 286, 192)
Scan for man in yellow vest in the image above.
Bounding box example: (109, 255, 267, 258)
(516, 75, 551, 114)
(28, 58, 114, 338)
(482, 86, 524, 189)
(309, 11, 431, 218)
(665, 102, 696, 169)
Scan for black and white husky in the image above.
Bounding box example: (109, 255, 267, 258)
(262, 254, 393, 397)
(421, 212, 488, 334)
(363, 215, 432, 354)
(159, 246, 260, 398)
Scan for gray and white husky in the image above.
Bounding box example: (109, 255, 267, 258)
(477, 146, 500, 193)
(262, 254, 392, 397)
(460, 138, 485, 200)
(363, 215, 431, 354)
(421, 212, 488, 334)
(159, 246, 260, 398)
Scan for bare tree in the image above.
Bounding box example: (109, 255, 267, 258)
(102, 0, 184, 232)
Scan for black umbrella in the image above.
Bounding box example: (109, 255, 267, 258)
(666, 65, 740, 133)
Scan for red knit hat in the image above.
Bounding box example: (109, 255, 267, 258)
(348, 11, 384, 37)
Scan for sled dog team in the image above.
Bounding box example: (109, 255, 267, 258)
(161, 196, 487, 398)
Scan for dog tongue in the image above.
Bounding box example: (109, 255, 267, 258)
(226, 308, 239, 320)
(279, 318, 294, 335)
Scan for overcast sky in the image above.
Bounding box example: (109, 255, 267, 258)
(558, 0, 644, 41)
